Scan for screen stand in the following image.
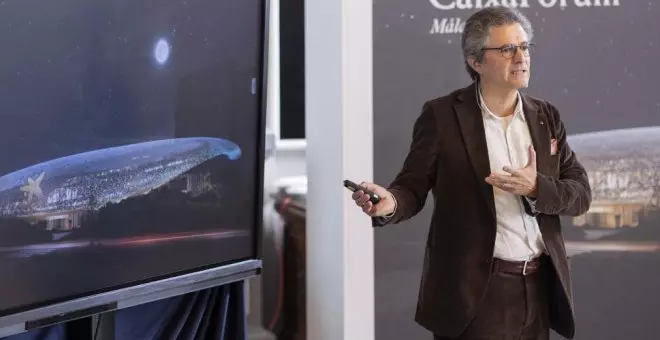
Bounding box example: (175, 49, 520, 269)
(27, 310, 116, 340)
(91, 311, 115, 340)
(65, 316, 94, 340)
(25, 302, 116, 332)
(0, 260, 260, 338)
(61, 312, 115, 340)
(22, 303, 116, 339)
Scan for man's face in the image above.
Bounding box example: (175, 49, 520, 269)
(472, 23, 531, 90)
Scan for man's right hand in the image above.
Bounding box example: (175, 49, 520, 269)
(351, 182, 396, 217)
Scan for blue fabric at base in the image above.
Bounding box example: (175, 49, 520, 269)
(2, 281, 247, 340)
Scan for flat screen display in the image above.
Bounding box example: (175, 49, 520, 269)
(0, 0, 266, 316)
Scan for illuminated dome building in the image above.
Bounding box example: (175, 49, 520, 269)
(0, 138, 241, 231)
(568, 126, 660, 229)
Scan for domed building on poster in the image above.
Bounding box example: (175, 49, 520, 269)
(567, 126, 660, 229)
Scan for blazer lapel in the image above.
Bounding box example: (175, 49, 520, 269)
(521, 94, 551, 174)
(454, 84, 496, 219)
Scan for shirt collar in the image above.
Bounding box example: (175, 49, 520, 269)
(477, 84, 525, 122)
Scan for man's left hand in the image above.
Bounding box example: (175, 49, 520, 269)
(486, 145, 538, 197)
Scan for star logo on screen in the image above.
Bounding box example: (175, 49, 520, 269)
(20, 171, 45, 201)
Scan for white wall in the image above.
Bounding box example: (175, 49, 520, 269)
(273, 147, 305, 178)
(305, 0, 375, 338)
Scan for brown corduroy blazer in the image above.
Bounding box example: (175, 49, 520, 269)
(373, 82, 591, 339)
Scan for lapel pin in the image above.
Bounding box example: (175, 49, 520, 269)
(540, 121, 544, 125)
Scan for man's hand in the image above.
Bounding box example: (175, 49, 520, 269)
(485, 145, 538, 197)
(351, 182, 396, 216)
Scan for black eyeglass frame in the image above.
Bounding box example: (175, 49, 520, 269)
(481, 42, 535, 59)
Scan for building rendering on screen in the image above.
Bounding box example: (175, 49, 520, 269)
(0, 138, 241, 232)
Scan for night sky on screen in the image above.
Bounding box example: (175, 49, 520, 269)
(0, 0, 258, 175)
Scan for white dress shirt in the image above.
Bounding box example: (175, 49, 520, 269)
(477, 87, 546, 262)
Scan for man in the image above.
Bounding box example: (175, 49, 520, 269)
(352, 7, 591, 340)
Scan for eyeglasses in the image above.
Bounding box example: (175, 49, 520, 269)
(481, 42, 535, 59)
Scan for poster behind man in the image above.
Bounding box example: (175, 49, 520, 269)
(373, 2, 659, 339)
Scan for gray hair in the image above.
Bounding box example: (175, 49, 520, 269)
(461, 7, 534, 81)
